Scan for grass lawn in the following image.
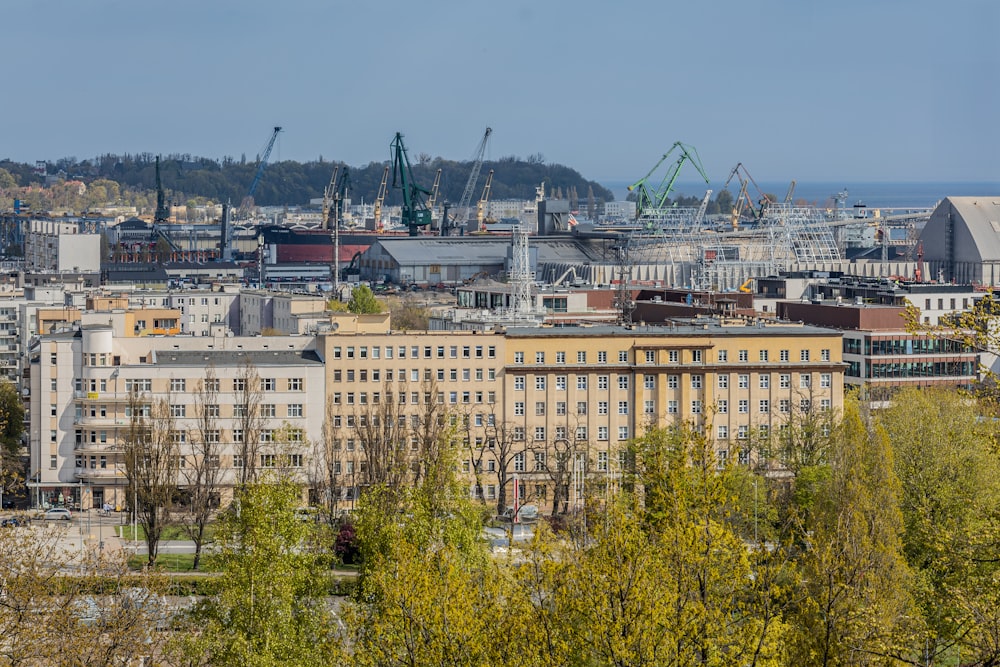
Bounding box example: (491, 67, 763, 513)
(127, 552, 220, 573)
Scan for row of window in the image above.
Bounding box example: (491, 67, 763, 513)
(332, 344, 497, 360)
(512, 372, 833, 391)
(73, 453, 303, 470)
(331, 390, 497, 406)
(332, 368, 496, 383)
(512, 348, 832, 365)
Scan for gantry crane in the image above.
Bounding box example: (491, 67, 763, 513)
(476, 169, 495, 232)
(390, 133, 432, 236)
(321, 165, 340, 231)
(237, 126, 282, 220)
(427, 168, 442, 228)
(627, 141, 709, 220)
(449, 127, 492, 233)
(372, 165, 390, 233)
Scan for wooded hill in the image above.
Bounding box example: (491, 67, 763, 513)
(0, 153, 615, 210)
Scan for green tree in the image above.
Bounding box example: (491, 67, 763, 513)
(0, 168, 17, 191)
(347, 285, 384, 314)
(176, 479, 342, 666)
(878, 387, 1000, 665)
(786, 396, 915, 666)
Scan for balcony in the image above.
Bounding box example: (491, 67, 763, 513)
(75, 467, 126, 482)
(73, 416, 128, 427)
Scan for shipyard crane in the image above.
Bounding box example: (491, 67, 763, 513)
(390, 133, 433, 236)
(627, 141, 710, 220)
(427, 168, 442, 212)
(476, 169, 495, 232)
(236, 126, 282, 220)
(784, 180, 797, 204)
(450, 127, 492, 232)
(321, 165, 340, 231)
(693, 189, 713, 227)
(332, 167, 351, 228)
(722, 162, 770, 229)
(373, 165, 390, 233)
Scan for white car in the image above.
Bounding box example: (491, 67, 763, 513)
(42, 507, 72, 521)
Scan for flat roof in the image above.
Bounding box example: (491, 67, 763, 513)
(504, 322, 841, 338)
(151, 349, 324, 366)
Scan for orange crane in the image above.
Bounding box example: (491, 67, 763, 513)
(373, 165, 389, 233)
(476, 169, 494, 232)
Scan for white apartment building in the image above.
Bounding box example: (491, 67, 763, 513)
(24, 220, 102, 273)
(28, 325, 325, 510)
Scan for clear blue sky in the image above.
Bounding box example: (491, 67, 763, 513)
(3, 0, 997, 184)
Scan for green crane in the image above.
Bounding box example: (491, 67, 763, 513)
(390, 132, 433, 236)
(627, 141, 710, 220)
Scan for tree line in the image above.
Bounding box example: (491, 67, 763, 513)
(3, 383, 996, 665)
(0, 152, 615, 215)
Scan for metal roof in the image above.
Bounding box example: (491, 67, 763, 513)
(921, 196, 1000, 263)
(151, 349, 324, 366)
(368, 236, 599, 266)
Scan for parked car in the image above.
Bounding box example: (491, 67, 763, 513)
(42, 507, 72, 521)
(1, 517, 24, 528)
(499, 504, 539, 523)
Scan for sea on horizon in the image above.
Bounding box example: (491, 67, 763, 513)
(600, 180, 998, 210)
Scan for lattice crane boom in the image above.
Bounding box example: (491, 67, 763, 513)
(454, 127, 492, 227)
(237, 126, 282, 220)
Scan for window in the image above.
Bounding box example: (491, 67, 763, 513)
(645, 350, 655, 363)
(759, 399, 770, 413)
(598, 426, 609, 441)
(820, 373, 832, 388)
(575, 426, 588, 440)
(738, 399, 749, 414)
(204, 378, 220, 392)
(800, 374, 811, 388)
(170, 404, 185, 417)
(576, 401, 587, 415)
(534, 427, 546, 441)
(597, 451, 609, 471)
(617, 376, 629, 390)
(738, 349, 748, 362)
(717, 349, 728, 362)
(598, 376, 609, 390)
(577, 351, 586, 363)
(513, 452, 525, 472)
(644, 400, 654, 414)
(488, 346, 496, 358)
(820, 398, 832, 410)
(691, 375, 703, 389)
(644, 374, 655, 389)
(738, 374, 749, 389)
(262, 378, 275, 391)
(691, 400, 702, 414)
(513, 426, 525, 441)
(555, 375, 567, 390)
(717, 425, 729, 439)
(667, 400, 678, 414)
(692, 349, 703, 363)
(514, 376, 525, 391)
(759, 374, 770, 389)
(170, 378, 186, 392)
(556, 351, 566, 364)
(800, 399, 812, 412)
(780, 373, 791, 388)
(821, 348, 831, 361)
(618, 401, 629, 415)
(205, 404, 220, 418)
(800, 350, 810, 362)
(717, 373, 729, 389)
(261, 404, 276, 418)
(779, 399, 790, 413)
(577, 377, 588, 390)
(618, 350, 629, 362)
(287, 404, 302, 417)
(535, 377, 546, 391)
(780, 349, 789, 362)
(514, 401, 525, 416)
(618, 426, 629, 440)
(535, 401, 546, 416)
(556, 401, 567, 415)
(598, 351, 607, 363)
(668, 350, 679, 363)
(759, 350, 769, 362)
(717, 399, 728, 414)
(288, 378, 303, 391)
(598, 401, 609, 415)
(514, 352, 525, 364)
(737, 425, 749, 440)
(535, 351, 545, 364)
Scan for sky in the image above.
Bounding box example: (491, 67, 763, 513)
(3, 0, 998, 184)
